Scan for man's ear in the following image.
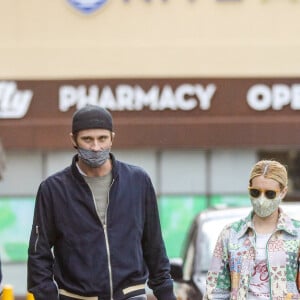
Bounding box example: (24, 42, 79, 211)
(70, 133, 77, 148)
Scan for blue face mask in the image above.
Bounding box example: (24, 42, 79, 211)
(77, 147, 110, 168)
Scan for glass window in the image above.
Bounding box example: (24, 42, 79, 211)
(258, 150, 300, 201)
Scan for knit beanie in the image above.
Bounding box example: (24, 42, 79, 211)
(72, 105, 113, 133)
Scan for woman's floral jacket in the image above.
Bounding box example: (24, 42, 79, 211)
(204, 208, 300, 300)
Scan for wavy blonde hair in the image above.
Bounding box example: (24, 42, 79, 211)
(249, 160, 288, 190)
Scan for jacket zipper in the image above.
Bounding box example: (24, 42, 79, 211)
(34, 225, 39, 252)
(105, 178, 115, 300)
(103, 223, 114, 300)
(87, 177, 115, 300)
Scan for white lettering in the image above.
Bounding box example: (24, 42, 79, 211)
(272, 84, 290, 110)
(77, 85, 98, 108)
(195, 84, 216, 110)
(134, 85, 160, 110)
(175, 84, 197, 110)
(0, 81, 33, 118)
(59, 85, 99, 111)
(247, 84, 272, 111)
(158, 85, 177, 110)
(59, 86, 78, 112)
(58, 83, 217, 112)
(247, 84, 300, 111)
(99, 86, 117, 110)
(291, 84, 300, 109)
(115, 85, 134, 110)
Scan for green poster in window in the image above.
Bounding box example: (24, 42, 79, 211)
(158, 195, 207, 258)
(158, 194, 249, 258)
(0, 197, 34, 262)
(210, 195, 249, 207)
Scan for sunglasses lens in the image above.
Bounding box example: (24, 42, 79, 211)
(265, 190, 277, 199)
(249, 188, 278, 199)
(249, 188, 261, 198)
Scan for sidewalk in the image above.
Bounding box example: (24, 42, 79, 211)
(2, 263, 27, 297)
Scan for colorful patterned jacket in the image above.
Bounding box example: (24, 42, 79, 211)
(204, 208, 300, 300)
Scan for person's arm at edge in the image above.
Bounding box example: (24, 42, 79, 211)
(203, 227, 231, 300)
(142, 175, 176, 300)
(27, 182, 59, 300)
(0, 257, 2, 295)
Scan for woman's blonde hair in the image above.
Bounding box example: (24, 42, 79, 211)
(249, 160, 288, 190)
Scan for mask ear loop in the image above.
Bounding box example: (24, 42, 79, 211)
(279, 186, 288, 201)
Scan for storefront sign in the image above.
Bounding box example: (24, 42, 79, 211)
(1, 78, 300, 149)
(2, 79, 300, 119)
(0, 81, 33, 118)
(59, 83, 217, 112)
(247, 84, 300, 111)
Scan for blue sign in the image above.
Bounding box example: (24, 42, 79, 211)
(67, 0, 109, 14)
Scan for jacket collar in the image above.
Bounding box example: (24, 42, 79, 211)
(71, 152, 118, 181)
(236, 207, 298, 239)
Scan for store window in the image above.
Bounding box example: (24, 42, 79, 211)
(258, 150, 300, 201)
(0, 197, 34, 262)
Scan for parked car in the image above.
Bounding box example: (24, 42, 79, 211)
(170, 203, 300, 300)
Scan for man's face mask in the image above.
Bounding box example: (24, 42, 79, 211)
(77, 147, 110, 168)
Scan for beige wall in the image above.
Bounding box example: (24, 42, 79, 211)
(0, 0, 300, 79)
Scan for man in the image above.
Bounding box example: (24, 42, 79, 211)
(27, 105, 176, 300)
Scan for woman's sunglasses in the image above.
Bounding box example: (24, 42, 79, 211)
(248, 187, 280, 200)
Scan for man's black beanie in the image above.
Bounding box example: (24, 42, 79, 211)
(72, 105, 113, 133)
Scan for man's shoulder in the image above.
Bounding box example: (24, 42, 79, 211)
(116, 159, 144, 171)
(115, 159, 149, 177)
(42, 165, 72, 185)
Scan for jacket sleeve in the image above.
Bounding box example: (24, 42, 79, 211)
(142, 175, 176, 300)
(203, 227, 231, 300)
(0, 257, 2, 294)
(27, 182, 59, 300)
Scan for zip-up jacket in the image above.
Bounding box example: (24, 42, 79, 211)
(204, 208, 300, 300)
(27, 154, 175, 300)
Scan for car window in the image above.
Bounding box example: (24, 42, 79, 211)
(196, 217, 241, 272)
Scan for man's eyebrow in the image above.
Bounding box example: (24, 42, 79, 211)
(81, 134, 109, 138)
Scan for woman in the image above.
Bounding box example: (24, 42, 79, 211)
(204, 160, 300, 299)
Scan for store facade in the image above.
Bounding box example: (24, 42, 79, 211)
(2, 77, 300, 150)
(1, 0, 300, 295)
(1, 77, 300, 263)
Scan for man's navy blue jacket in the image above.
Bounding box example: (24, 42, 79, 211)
(27, 154, 175, 300)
